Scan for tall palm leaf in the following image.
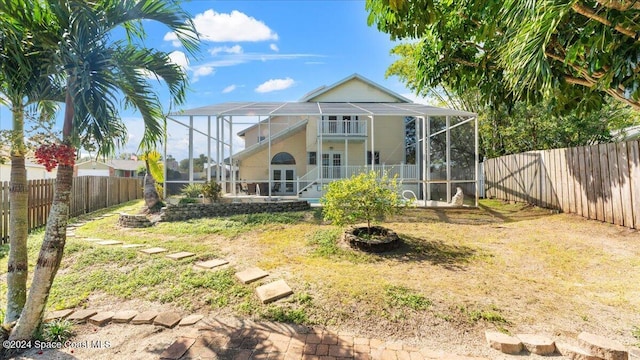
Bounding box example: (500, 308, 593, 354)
(10, 0, 198, 340)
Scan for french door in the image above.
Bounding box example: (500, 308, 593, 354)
(272, 168, 295, 194)
(322, 151, 342, 179)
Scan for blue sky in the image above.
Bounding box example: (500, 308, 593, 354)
(0, 1, 428, 161)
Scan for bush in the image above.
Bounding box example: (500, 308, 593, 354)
(202, 180, 222, 202)
(181, 183, 203, 198)
(321, 170, 405, 231)
(41, 319, 75, 343)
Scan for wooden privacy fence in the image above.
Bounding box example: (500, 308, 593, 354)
(0, 176, 143, 244)
(484, 140, 640, 229)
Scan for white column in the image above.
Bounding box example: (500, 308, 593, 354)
(207, 115, 211, 182)
(446, 116, 451, 202)
(370, 115, 375, 172)
(229, 116, 234, 195)
(475, 116, 479, 207)
(188, 116, 194, 184)
(267, 116, 272, 198)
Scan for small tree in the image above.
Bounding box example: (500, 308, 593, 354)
(321, 170, 404, 233)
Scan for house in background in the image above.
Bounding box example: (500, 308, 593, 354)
(74, 159, 144, 177)
(0, 161, 57, 182)
(168, 74, 479, 205)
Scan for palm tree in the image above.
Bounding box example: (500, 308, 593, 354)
(9, 0, 198, 340)
(0, 0, 62, 325)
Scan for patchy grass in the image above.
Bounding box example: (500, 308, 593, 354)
(1, 199, 639, 350)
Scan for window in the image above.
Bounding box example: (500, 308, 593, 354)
(308, 152, 317, 165)
(271, 152, 296, 165)
(257, 136, 266, 142)
(367, 151, 380, 165)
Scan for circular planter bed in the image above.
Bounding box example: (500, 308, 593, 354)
(343, 225, 401, 253)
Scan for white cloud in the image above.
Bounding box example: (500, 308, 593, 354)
(209, 45, 243, 56)
(192, 9, 278, 42)
(222, 85, 237, 94)
(193, 66, 215, 82)
(255, 78, 295, 93)
(270, 43, 279, 52)
(164, 32, 181, 47)
(168, 51, 189, 71)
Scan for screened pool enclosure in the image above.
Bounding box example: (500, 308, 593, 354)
(165, 102, 478, 207)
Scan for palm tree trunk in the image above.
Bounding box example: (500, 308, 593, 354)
(143, 159, 160, 211)
(10, 89, 75, 341)
(5, 108, 29, 325)
(9, 164, 73, 340)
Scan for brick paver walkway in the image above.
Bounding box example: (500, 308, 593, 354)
(161, 318, 489, 360)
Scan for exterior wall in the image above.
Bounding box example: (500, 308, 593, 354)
(241, 116, 307, 147)
(75, 161, 111, 177)
(0, 163, 58, 182)
(370, 116, 406, 164)
(309, 78, 404, 102)
(238, 130, 307, 181)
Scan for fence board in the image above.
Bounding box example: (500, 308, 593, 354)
(483, 139, 640, 230)
(618, 142, 634, 228)
(628, 140, 640, 228)
(0, 176, 143, 244)
(607, 143, 624, 226)
(590, 145, 604, 222)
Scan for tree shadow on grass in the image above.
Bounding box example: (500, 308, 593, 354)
(376, 233, 478, 271)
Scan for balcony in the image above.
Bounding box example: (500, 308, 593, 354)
(320, 119, 367, 137)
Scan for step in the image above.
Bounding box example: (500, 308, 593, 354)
(112, 310, 138, 324)
(255, 279, 293, 304)
(236, 267, 269, 284)
(578, 332, 628, 360)
(166, 252, 195, 261)
(485, 331, 523, 355)
(88, 311, 115, 326)
(556, 342, 602, 360)
(516, 333, 556, 355)
(139, 247, 168, 255)
(194, 259, 229, 270)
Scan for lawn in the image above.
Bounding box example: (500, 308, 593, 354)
(1, 199, 639, 353)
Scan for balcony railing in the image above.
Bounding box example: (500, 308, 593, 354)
(321, 164, 418, 180)
(320, 120, 367, 136)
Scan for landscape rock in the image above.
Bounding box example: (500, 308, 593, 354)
(88, 312, 115, 326)
(485, 331, 523, 354)
(578, 332, 628, 360)
(516, 333, 556, 355)
(556, 342, 602, 360)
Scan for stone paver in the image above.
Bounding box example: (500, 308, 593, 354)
(131, 310, 158, 325)
(556, 342, 602, 360)
(44, 309, 74, 322)
(154, 312, 182, 328)
(84, 237, 103, 242)
(255, 280, 293, 303)
(236, 267, 269, 284)
(88, 311, 115, 326)
(112, 310, 138, 323)
(66, 309, 98, 323)
(122, 244, 145, 248)
(516, 333, 556, 355)
(139, 247, 168, 255)
(578, 332, 629, 360)
(179, 314, 204, 326)
(166, 251, 196, 260)
(160, 337, 196, 360)
(195, 259, 229, 269)
(96, 240, 123, 246)
(485, 331, 523, 355)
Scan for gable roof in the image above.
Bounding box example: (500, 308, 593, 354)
(231, 119, 309, 161)
(298, 73, 412, 103)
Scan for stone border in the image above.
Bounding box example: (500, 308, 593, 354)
(160, 201, 310, 222)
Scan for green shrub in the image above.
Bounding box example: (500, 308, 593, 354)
(181, 183, 203, 198)
(261, 306, 309, 324)
(179, 197, 198, 204)
(202, 180, 222, 202)
(321, 170, 405, 231)
(41, 319, 75, 343)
